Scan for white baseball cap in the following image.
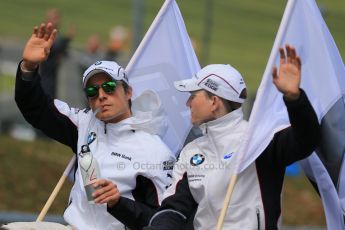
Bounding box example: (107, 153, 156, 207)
(174, 64, 246, 103)
(82, 61, 129, 87)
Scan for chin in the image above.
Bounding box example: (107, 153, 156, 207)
(101, 115, 115, 122)
(191, 120, 200, 126)
(97, 112, 113, 121)
(103, 113, 125, 123)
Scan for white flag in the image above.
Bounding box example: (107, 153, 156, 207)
(237, 0, 345, 228)
(125, 0, 200, 154)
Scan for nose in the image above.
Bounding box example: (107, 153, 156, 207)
(97, 87, 107, 100)
(186, 95, 192, 107)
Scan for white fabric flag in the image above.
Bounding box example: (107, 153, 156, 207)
(125, 0, 200, 154)
(236, 0, 345, 228)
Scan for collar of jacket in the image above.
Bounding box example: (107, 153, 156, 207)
(196, 108, 247, 161)
(199, 108, 245, 139)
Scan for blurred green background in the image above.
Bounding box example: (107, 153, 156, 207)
(1, 0, 344, 227)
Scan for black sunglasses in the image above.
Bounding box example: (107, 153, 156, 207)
(84, 81, 117, 98)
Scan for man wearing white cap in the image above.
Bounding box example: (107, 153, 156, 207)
(8, 23, 175, 230)
(144, 45, 320, 229)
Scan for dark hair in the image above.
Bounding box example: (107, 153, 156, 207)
(120, 80, 132, 109)
(205, 88, 247, 113)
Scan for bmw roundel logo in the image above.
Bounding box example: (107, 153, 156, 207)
(87, 132, 97, 145)
(190, 154, 205, 166)
(94, 61, 102, 65)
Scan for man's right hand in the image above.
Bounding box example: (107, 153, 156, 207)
(22, 22, 57, 71)
(92, 179, 121, 208)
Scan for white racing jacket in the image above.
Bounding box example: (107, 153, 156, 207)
(149, 90, 320, 230)
(63, 91, 175, 230)
(164, 108, 264, 229)
(15, 66, 175, 230)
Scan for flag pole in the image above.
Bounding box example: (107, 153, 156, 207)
(249, 0, 296, 126)
(216, 0, 297, 229)
(126, 0, 174, 75)
(36, 155, 76, 221)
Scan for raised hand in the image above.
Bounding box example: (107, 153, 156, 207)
(272, 45, 301, 101)
(92, 179, 121, 208)
(22, 23, 57, 71)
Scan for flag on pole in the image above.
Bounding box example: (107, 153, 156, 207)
(235, 0, 345, 228)
(126, 0, 200, 155)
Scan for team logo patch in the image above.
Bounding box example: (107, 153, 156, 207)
(87, 132, 97, 145)
(204, 78, 219, 91)
(190, 154, 205, 166)
(223, 152, 234, 160)
(163, 160, 174, 170)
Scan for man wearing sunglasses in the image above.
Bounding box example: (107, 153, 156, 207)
(10, 23, 175, 230)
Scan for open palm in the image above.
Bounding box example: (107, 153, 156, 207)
(22, 23, 57, 69)
(272, 45, 301, 100)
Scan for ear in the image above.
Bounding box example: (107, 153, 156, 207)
(213, 96, 231, 113)
(210, 95, 220, 112)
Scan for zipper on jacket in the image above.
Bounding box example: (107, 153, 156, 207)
(104, 122, 107, 134)
(256, 207, 260, 230)
(205, 123, 221, 162)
